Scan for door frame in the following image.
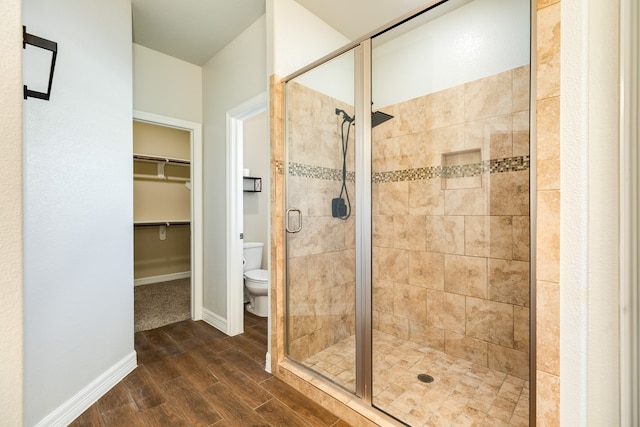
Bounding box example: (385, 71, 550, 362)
(620, 0, 639, 423)
(133, 110, 204, 320)
(226, 92, 268, 338)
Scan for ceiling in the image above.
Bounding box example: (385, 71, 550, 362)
(131, 0, 430, 66)
(131, 0, 266, 66)
(294, 0, 433, 40)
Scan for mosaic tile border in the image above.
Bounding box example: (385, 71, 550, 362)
(374, 155, 530, 183)
(288, 162, 355, 181)
(287, 156, 530, 183)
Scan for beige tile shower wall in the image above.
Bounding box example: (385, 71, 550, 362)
(270, 75, 285, 373)
(286, 81, 357, 361)
(371, 65, 531, 380)
(536, 1, 561, 425)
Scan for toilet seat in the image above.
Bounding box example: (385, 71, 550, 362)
(244, 269, 269, 283)
(244, 269, 269, 317)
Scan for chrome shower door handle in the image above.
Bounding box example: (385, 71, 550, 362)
(285, 208, 302, 233)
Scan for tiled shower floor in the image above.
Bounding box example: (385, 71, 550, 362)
(303, 331, 529, 426)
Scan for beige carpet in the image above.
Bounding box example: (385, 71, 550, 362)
(134, 278, 190, 332)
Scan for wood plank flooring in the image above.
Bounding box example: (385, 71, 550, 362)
(70, 312, 350, 427)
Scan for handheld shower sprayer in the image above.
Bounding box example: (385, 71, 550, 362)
(335, 108, 354, 124)
(333, 108, 353, 220)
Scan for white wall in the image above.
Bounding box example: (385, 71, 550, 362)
(133, 43, 203, 123)
(243, 111, 269, 268)
(0, 0, 23, 424)
(561, 0, 622, 424)
(267, 0, 350, 78)
(292, 0, 529, 109)
(203, 15, 267, 318)
(294, 51, 354, 106)
(22, 1, 135, 425)
(372, 0, 529, 108)
(584, 0, 621, 419)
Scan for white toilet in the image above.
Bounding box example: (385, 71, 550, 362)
(243, 242, 269, 317)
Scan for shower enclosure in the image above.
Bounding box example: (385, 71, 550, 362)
(284, 0, 533, 425)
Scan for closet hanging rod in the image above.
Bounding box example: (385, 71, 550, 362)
(133, 220, 190, 227)
(133, 174, 190, 183)
(133, 153, 190, 166)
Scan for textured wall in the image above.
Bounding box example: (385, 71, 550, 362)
(23, 0, 135, 424)
(535, 0, 561, 424)
(0, 0, 23, 424)
(371, 65, 531, 380)
(133, 43, 203, 123)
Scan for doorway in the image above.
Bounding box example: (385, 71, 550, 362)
(133, 110, 203, 326)
(225, 93, 269, 368)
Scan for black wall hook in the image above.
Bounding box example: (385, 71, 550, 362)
(23, 26, 58, 101)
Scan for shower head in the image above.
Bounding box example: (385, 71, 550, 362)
(334, 108, 394, 128)
(372, 110, 394, 128)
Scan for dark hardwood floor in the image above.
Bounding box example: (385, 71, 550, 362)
(70, 312, 351, 427)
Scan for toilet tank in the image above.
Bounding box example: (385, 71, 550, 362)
(243, 242, 264, 272)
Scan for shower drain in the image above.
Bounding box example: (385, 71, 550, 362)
(417, 373, 435, 383)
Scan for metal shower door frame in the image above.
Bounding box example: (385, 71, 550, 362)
(353, 40, 373, 403)
(282, 41, 374, 401)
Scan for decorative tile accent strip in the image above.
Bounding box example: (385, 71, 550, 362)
(288, 162, 355, 181)
(442, 163, 486, 179)
(372, 155, 530, 184)
(275, 160, 284, 174)
(287, 156, 529, 183)
(489, 155, 530, 173)
(374, 166, 443, 184)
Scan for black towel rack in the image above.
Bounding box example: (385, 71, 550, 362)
(23, 26, 58, 101)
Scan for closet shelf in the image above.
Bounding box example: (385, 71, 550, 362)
(133, 153, 190, 166)
(134, 220, 190, 227)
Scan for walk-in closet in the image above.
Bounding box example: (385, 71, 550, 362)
(133, 120, 192, 331)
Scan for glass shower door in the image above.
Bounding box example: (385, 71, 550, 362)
(285, 49, 357, 393)
(370, 0, 532, 425)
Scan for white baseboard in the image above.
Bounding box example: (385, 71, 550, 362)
(202, 308, 228, 335)
(134, 271, 191, 286)
(265, 352, 272, 373)
(36, 351, 137, 427)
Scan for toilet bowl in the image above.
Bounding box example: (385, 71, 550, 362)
(243, 242, 269, 317)
(244, 269, 269, 317)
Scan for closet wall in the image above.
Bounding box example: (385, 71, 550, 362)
(133, 121, 191, 282)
